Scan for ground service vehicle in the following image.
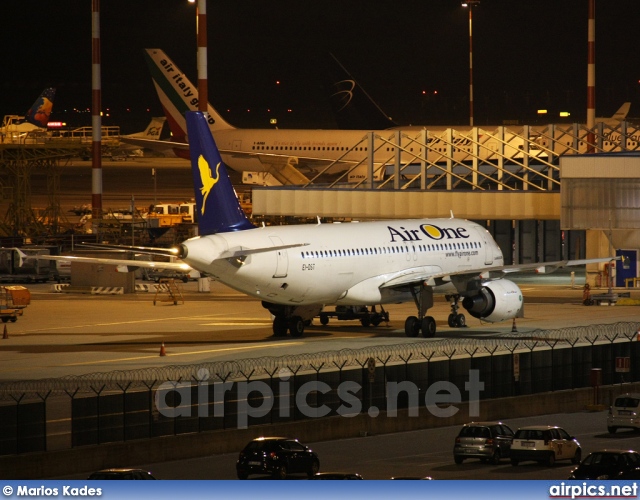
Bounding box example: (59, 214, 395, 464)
(318, 305, 389, 327)
(0, 286, 30, 323)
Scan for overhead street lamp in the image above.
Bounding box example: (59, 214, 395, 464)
(462, 1, 480, 127)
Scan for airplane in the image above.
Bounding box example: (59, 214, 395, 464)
(46, 110, 620, 339)
(109, 116, 167, 159)
(596, 102, 631, 125)
(1, 88, 56, 143)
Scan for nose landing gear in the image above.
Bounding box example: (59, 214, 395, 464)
(446, 294, 466, 328)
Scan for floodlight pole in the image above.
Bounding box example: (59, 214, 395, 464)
(462, 1, 480, 127)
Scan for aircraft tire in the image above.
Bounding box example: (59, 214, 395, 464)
(319, 313, 329, 325)
(455, 314, 466, 327)
(273, 317, 288, 337)
(448, 313, 456, 327)
(404, 316, 420, 337)
(289, 316, 305, 337)
(421, 316, 436, 337)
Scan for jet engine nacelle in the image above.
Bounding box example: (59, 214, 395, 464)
(461, 279, 523, 323)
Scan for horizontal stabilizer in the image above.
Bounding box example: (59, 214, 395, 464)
(38, 254, 191, 272)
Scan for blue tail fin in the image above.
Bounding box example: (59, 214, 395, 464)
(25, 88, 56, 128)
(186, 111, 254, 235)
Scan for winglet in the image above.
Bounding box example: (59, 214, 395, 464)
(185, 111, 254, 235)
(25, 88, 55, 128)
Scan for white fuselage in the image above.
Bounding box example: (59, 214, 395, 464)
(210, 127, 544, 177)
(181, 218, 503, 306)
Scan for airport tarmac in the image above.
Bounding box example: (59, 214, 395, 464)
(0, 273, 639, 382)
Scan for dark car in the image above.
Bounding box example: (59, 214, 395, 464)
(453, 421, 514, 464)
(310, 472, 363, 480)
(618, 467, 640, 480)
(236, 437, 320, 479)
(87, 468, 156, 480)
(569, 450, 640, 480)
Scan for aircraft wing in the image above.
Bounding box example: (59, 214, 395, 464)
(120, 137, 372, 184)
(380, 257, 621, 290)
(39, 254, 191, 273)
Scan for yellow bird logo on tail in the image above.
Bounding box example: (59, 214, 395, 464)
(198, 155, 220, 215)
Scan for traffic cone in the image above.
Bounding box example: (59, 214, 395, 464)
(2, 325, 7, 339)
(511, 318, 518, 333)
(159, 342, 166, 356)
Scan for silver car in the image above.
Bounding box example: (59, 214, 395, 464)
(607, 393, 640, 433)
(453, 421, 514, 464)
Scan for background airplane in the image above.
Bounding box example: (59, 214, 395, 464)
(1, 88, 55, 143)
(48, 111, 619, 339)
(110, 116, 167, 159)
(125, 49, 442, 186)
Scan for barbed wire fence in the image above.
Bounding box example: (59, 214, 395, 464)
(1, 321, 638, 397)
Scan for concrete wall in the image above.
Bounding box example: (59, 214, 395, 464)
(2, 383, 635, 480)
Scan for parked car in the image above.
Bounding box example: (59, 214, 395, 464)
(618, 467, 640, 480)
(510, 425, 581, 466)
(236, 437, 320, 479)
(453, 421, 514, 464)
(569, 450, 640, 479)
(87, 468, 156, 480)
(310, 472, 363, 479)
(607, 393, 640, 433)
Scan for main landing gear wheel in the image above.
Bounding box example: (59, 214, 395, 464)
(273, 316, 288, 337)
(421, 316, 436, 337)
(404, 316, 420, 337)
(288, 316, 305, 337)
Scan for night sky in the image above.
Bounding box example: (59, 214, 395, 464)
(2, 1, 640, 134)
